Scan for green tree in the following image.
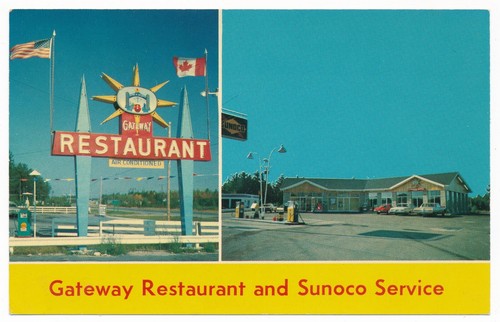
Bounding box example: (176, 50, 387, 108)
(222, 171, 285, 205)
(194, 188, 218, 210)
(98, 188, 216, 211)
(222, 171, 261, 195)
(270, 174, 286, 205)
(470, 184, 490, 212)
(9, 152, 51, 205)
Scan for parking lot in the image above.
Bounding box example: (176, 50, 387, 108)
(222, 211, 490, 261)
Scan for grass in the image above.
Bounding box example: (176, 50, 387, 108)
(10, 242, 219, 256)
(200, 242, 218, 253)
(162, 235, 183, 253)
(94, 236, 127, 256)
(10, 246, 69, 256)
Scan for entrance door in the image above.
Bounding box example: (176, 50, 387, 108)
(298, 197, 308, 212)
(338, 196, 349, 211)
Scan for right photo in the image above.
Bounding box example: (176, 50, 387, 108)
(221, 10, 490, 261)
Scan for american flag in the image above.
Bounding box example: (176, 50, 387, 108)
(10, 38, 52, 60)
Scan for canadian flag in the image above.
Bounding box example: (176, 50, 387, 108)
(173, 57, 206, 77)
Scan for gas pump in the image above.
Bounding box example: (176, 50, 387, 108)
(286, 201, 297, 223)
(17, 209, 32, 237)
(286, 201, 305, 225)
(235, 201, 244, 218)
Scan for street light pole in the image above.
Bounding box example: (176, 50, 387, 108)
(263, 145, 287, 206)
(200, 88, 219, 142)
(246, 152, 264, 213)
(248, 144, 287, 212)
(29, 170, 41, 238)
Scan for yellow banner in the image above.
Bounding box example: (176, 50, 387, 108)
(10, 262, 489, 315)
(108, 158, 164, 169)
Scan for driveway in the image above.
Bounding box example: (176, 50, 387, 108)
(222, 211, 490, 261)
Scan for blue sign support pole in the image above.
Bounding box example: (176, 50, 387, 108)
(75, 76, 92, 237)
(177, 86, 194, 236)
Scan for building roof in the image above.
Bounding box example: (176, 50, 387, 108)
(281, 172, 471, 192)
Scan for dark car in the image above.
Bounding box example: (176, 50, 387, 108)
(9, 202, 20, 217)
(374, 204, 391, 214)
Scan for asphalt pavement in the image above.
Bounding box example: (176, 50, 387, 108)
(221, 211, 490, 261)
(9, 209, 489, 262)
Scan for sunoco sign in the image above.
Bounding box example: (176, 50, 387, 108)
(222, 113, 247, 141)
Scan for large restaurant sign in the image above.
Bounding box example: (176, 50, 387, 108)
(52, 131, 210, 160)
(51, 64, 211, 161)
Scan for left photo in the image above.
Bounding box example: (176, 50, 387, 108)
(9, 9, 220, 262)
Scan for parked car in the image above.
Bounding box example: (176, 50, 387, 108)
(374, 204, 391, 214)
(360, 203, 371, 212)
(388, 203, 415, 216)
(9, 202, 20, 217)
(413, 203, 447, 217)
(262, 203, 277, 213)
(276, 205, 285, 214)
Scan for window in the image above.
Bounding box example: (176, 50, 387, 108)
(381, 192, 392, 204)
(428, 190, 441, 205)
(368, 192, 378, 208)
(396, 193, 408, 206)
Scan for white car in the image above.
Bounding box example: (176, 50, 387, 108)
(388, 203, 414, 216)
(413, 203, 447, 217)
(262, 203, 277, 213)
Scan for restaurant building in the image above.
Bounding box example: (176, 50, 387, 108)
(281, 172, 471, 215)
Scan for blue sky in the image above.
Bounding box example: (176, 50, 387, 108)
(5, 8, 493, 199)
(222, 10, 490, 196)
(9, 10, 219, 196)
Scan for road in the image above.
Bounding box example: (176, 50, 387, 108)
(109, 207, 218, 221)
(221, 211, 490, 261)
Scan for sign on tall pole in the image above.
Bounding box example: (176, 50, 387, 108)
(74, 76, 91, 237)
(177, 86, 194, 236)
(51, 65, 212, 237)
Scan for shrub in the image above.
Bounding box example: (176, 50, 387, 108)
(96, 236, 127, 256)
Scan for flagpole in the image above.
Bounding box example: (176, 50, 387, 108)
(204, 48, 210, 141)
(50, 30, 56, 139)
(167, 122, 171, 221)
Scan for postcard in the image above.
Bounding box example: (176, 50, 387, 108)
(5, 3, 495, 320)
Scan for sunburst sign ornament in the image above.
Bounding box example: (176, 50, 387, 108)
(93, 64, 176, 136)
(51, 64, 211, 161)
